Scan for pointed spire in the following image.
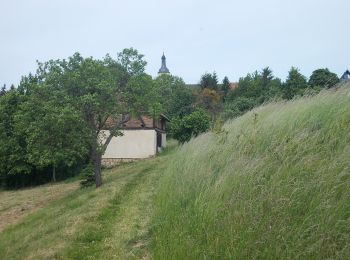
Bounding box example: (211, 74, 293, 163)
(158, 52, 170, 74)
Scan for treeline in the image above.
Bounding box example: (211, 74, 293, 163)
(194, 67, 340, 120)
(0, 49, 341, 188)
(170, 67, 340, 143)
(0, 49, 193, 188)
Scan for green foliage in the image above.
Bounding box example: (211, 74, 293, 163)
(117, 47, 147, 76)
(79, 164, 95, 188)
(283, 67, 308, 99)
(224, 68, 282, 120)
(126, 73, 155, 114)
(153, 74, 194, 118)
(32, 53, 133, 187)
(223, 96, 257, 119)
(0, 84, 6, 96)
(195, 88, 222, 118)
(309, 68, 339, 89)
(0, 89, 32, 184)
(16, 84, 90, 182)
(0, 50, 152, 188)
(200, 72, 219, 90)
(221, 76, 230, 97)
(153, 86, 350, 259)
(170, 109, 210, 143)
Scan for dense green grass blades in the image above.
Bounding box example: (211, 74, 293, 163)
(153, 86, 350, 259)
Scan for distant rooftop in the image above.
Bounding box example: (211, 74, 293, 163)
(341, 70, 350, 81)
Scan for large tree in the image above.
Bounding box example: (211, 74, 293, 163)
(221, 76, 230, 98)
(153, 74, 194, 118)
(200, 72, 219, 90)
(283, 67, 308, 100)
(16, 84, 89, 182)
(309, 68, 339, 89)
(0, 89, 32, 185)
(32, 50, 147, 187)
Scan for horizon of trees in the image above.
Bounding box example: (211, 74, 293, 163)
(0, 49, 342, 189)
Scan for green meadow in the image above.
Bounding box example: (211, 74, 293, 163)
(1, 85, 350, 259)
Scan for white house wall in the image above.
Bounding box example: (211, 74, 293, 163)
(161, 133, 166, 148)
(101, 129, 157, 159)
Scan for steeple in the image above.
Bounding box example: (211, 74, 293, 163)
(158, 52, 170, 74)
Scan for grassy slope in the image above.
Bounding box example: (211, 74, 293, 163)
(0, 145, 175, 260)
(0, 181, 78, 232)
(153, 85, 350, 259)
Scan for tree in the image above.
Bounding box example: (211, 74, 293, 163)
(0, 89, 32, 186)
(170, 109, 210, 143)
(153, 74, 194, 118)
(261, 67, 273, 89)
(117, 47, 147, 77)
(196, 88, 222, 119)
(283, 67, 308, 99)
(226, 68, 282, 106)
(309, 68, 339, 89)
(16, 85, 89, 182)
(0, 84, 6, 97)
(200, 72, 218, 90)
(32, 51, 150, 187)
(221, 76, 230, 98)
(125, 73, 155, 114)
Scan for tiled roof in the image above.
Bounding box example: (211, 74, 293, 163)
(104, 115, 158, 129)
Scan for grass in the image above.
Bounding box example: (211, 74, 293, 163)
(0, 142, 176, 260)
(153, 85, 350, 259)
(0, 181, 79, 232)
(2, 85, 350, 259)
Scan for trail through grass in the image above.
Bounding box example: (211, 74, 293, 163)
(0, 145, 175, 260)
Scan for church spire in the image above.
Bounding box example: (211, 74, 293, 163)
(158, 52, 170, 74)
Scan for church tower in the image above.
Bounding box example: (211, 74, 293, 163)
(158, 53, 170, 75)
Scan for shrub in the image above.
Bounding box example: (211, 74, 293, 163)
(170, 109, 210, 143)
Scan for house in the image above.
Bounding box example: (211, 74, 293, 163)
(101, 114, 169, 166)
(340, 70, 350, 82)
(101, 53, 172, 166)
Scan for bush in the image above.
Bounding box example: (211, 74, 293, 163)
(170, 109, 210, 143)
(223, 97, 257, 120)
(80, 164, 95, 188)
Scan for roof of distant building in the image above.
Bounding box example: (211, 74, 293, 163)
(341, 70, 350, 81)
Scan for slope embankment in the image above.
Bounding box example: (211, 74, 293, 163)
(153, 84, 350, 259)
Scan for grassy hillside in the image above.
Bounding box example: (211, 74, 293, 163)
(0, 145, 176, 260)
(153, 85, 350, 259)
(1, 85, 350, 259)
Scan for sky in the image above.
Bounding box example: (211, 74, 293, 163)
(0, 0, 349, 86)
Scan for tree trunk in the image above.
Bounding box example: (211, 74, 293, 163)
(91, 141, 102, 188)
(52, 165, 56, 182)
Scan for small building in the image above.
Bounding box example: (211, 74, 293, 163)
(340, 70, 350, 82)
(101, 114, 169, 166)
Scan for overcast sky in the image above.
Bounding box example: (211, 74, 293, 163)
(1, 0, 349, 86)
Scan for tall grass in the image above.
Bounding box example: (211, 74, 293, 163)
(153, 85, 350, 259)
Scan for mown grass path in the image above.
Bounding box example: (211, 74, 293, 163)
(0, 147, 174, 260)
